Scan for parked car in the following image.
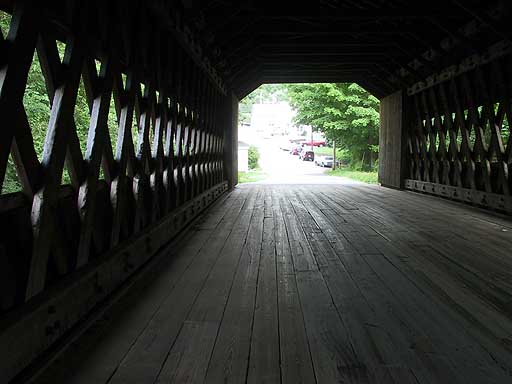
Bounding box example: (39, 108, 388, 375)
(290, 146, 301, 155)
(300, 151, 315, 162)
(320, 156, 334, 167)
(301, 139, 326, 147)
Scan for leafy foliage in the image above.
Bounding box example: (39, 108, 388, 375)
(1, 11, 121, 194)
(286, 83, 379, 170)
(248, 145, 260, 169)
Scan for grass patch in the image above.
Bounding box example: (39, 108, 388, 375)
(313, 147, 341, 157)
(327, 168, 378, 184)
(238, 169, 268, 184)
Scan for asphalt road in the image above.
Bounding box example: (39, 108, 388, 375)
(253, 138, 362, 185)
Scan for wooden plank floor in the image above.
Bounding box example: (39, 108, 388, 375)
(34, 184, 512, 384)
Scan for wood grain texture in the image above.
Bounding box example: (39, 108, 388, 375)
(32, 183, 512, 383)
(0, 2, 233, 380)
(379, 90, 405, 189)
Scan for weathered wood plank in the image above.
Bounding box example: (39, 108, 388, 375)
(156, 320, 219, 384)
(295, 270, 368, 383)
(107, 189, 251, 384)
(28, 184, 512, 384)
(202, 189, 264, 383)
(247, 215, 280, 384)
(33, 193, 235, 384)
(271, 188, 316, 384)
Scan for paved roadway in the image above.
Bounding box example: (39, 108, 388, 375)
(253, 138, 362, 185)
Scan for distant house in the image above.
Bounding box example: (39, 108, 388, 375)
(250, 102, 294, 138)
(238, 141, 250, 172)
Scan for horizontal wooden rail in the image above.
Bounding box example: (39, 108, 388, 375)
(405, 179, 512, 213)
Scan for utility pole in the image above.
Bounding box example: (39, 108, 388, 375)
(332, 139, 336, 170)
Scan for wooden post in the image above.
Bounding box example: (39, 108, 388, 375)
(332, 139, 336, 171)
(223, 91, 238, 189)
(378, 90, 406, 189)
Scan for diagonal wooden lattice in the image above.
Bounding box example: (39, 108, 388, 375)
(0, 1, 229, 311)
(406, 54, 512, 212)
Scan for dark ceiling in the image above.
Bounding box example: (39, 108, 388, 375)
(177, 0, 510, 98)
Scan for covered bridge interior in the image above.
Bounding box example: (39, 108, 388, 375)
(1, 0, 512, 382)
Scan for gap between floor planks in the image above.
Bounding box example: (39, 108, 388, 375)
(33, 184, 512, 384)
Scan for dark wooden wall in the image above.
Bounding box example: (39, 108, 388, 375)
(379, 91, 405, 189)
(0, 1, 232, 380)
(404, 52, 512, 213)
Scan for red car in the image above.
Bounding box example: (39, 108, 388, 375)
(301, 140, 326, 147)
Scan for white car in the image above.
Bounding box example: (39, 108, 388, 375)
(319, 156, 334, 167)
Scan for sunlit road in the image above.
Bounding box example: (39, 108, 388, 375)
(251, 138, 362, 185)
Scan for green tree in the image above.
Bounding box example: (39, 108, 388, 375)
(248, 145, 260, 169)
(286, 83, 379, 170)
(1, 10, 122, 194)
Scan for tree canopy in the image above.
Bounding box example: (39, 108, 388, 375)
(239, 82, 379, 169)
(1, 11, 126, 194)
(286, 83, 379, 169)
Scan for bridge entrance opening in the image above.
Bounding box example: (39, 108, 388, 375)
(1, 1, 512, 383)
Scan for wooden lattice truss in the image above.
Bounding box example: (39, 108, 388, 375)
(406, 55, 512, 212)
(0, 1, 228, 312)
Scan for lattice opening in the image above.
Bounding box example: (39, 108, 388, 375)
(149, 116, 156, 159)
(74, 74, 92, 156)
(56, 40, 65, 62)
(443, 133, 451, 158)
(121, 73, 127, 91)
(468, 127, 476, 152)
(454, 125, 463, 149)
(3, 154, 23, 194)
(1, 11, 27, 194)
(424, 134, 430, 156)
(182, 106, 189, 156)
(0, 9, 11, 38)
(171, 106, 178, 158)
(463, 109, 469, 123)
(161, 97, 170, 156)
(94, 59, 101, 75)
(59, 71, 90, 186)
(4, 40, 50, 194)
(132, 99, 140, 152)
(98, 92, 119, 182)
(483, 119, 492, 153)
(502, 110, 511, 152)
(107, 89, 119, 153)
(23, 47, 51, 161)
